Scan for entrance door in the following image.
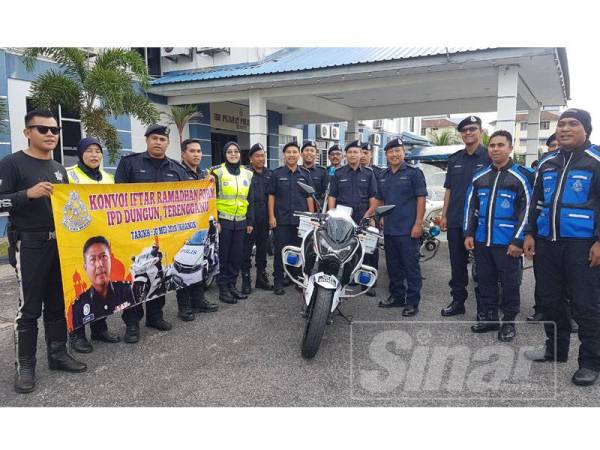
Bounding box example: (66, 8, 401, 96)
(211, 132, 238, 166)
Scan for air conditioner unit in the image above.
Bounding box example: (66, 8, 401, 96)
(196, 47, 231, 56)
(373, 119, 385, 130)
(316, 124, 331, 140)
(330, 126, 340, 140)
(161, 47, 193, 61)
(370, 134, 381, 145)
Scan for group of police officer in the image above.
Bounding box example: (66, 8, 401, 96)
(2, 106, 600, 395)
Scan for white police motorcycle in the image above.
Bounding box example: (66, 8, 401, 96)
(130, 243, 172, 304)
(282, 182, 395, 359)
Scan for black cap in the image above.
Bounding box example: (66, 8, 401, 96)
(328, 144, 342, 155)
(344, 140, 362, 151)
(545, 133, 557, 147)
(384, 138, 404, 151)
(361, 142, 373, 151)
(457, 115, 482, 131)
(559, 108, 592, 137)
(282, 141, 300, 152)
(301, 140, 317, 151)
(249, 143, 264, 157)
(144, 124, 170, 137)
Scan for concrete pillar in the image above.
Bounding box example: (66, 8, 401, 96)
(525, 107, 541, 166)
(495, 66, 519, 138)
(345, 120, 361, 144)
(249, 90, 267, 149)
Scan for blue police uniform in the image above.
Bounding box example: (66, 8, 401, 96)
(329, 165, 377, 224)
(268, 164, 314, 288)
(115, 151, 188, 328)
(526, 143, 600, 368)
(443, 145, 491, 309)
(363, 164, 384, 274)
(302, 164, 328, 208)
(464, 160, 533, 322)
(243, 165, 273, 273)
(376, 163, 428, 306)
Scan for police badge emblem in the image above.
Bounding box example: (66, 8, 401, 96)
(501, 199, 511, 209)
(83, 304, 91, 316)
(62, 191, 91, 232)
(573, 180, 583, 193)
(54, 171, 63, 182)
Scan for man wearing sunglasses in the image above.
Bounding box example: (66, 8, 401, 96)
(0, 109, 87, 393)
(440, 115, 491, 319)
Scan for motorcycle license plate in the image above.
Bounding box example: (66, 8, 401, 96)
(317, 274, 335, 285)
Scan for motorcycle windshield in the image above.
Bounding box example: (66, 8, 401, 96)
(325, 217, 354, 244)
(188, 230, 208, 245)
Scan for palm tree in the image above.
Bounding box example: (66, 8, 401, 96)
(428, 129, 460, 146)
(481, 129, 491, 147)
(0, 97, 7, 133)
(161, 105, 203, 146)
(22, 48, 160, 162)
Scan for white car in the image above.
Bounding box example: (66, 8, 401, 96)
(170, 224, 219, 288)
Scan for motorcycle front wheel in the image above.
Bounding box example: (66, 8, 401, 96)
(301, 286, 334, 359)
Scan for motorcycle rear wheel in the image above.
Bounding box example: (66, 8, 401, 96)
(301, 286, 334, 359)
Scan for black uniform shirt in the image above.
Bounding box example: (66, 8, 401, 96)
(115, 151, 188, 184)
(247, 165, 272, 225)
(329, 164, 377, 223)
(181, 162, 208, 181)
(444, 145, 490, 228)
(0, 150, 68, 231)
(302, 164, 328, 204)
(268, 165, 314, 226)
(71, 281, 135, 330)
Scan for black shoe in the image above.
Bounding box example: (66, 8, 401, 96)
(177, 308, 195, 322)
(124, 325, 140, 344)
(283, 277, 293, 287)
(219, 285, 237, 304)
(241, 271, 252, 295)
(470, 319, 501, 333)
(90, 330, 121, 343)
(14, 359, 36, 394)
(402, 304, 418, 317)
(274, 285, 285, 295)
(526, 312, 545, 323)
(366, 288, 376, 297)
(192, 298, 219, 313)
(47, 342, 87, 373)
(572, 368, 600, 386)
(498, 323, 516, 342)
(255, 270, 273, 290)
(524, 349, 568, 363)
(378, 296, 405, 308)
(146, 318, 172, 331)
(69, 330, 93, 354)
(229, 283, 248, 300)
(441, 301, 466, 317)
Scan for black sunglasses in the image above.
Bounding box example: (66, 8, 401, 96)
(460, 126, 480, 133)
(28, 125, 61, 135)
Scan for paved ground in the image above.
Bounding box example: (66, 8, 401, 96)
(0, 241, 597, 407)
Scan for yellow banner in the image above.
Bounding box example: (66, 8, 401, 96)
(50, 180, 218, 332)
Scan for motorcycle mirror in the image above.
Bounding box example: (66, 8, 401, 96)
(297, 181, 315, 195)
(375, 205, 396, 218)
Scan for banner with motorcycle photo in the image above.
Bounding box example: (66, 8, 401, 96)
(50, 180, 219, 332)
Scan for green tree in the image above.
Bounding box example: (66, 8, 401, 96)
(481, 129, 490, 147)
(22, 48, 160, 162)
(161, 105, 203, 146)
(428, 129, 460, 146)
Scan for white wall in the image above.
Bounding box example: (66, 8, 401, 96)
(161, 47, 282, 73)
(8, 78, 31, 152)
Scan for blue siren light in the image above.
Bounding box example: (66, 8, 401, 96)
(286, 253, 300, 265)
(358, 271, 372, 285)
(430, 225, 441, 237)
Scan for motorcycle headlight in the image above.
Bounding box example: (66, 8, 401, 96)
(316, 236, 355, 263)
(429, 225, 441, 237)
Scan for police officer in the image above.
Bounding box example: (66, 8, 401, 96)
(210, 141, 254, 304)
(301, 140, 328, 208)
(531, 134, 558, 171)
(328, 140, 378, 226)
(464, 131, 533, 341)
(0, 109, 87, 394)
(114, 124, 188, 343)
(175, 138, 219, 321)
(327, 144, 344, 171)
(241, 143, 273, 295)
(67, 137, 121, 353)
(360, 142, 383, 297)
(375, 138, 427, 316)
(268, 142, 315, 295)
(440, 115, 491, 317)
(523, 108, 600, 386)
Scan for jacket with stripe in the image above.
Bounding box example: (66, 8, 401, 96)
(464, 160, 533, 247)
(525, 143, 600, 241)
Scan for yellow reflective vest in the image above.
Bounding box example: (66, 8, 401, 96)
(67, 165, 114, 184)
(211, 163, 253, 221)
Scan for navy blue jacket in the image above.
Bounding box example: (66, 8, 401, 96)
(526, 143, 600, 241)
(247, 165, 272, 225)
(268, 165, 314, 226)
(329, 164, 377, 224)
(115, 151, 188, 183)
(464, 160, 533, 247)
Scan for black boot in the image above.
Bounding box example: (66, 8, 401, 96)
(123, 324, 140, 344)
(498, 322, 516, 342)
(470, 311, 501, 333)
(191, 284, 218, 313)
(241, 270, 252, 295)
(69, 326, 93, 353)
(44, 320, 87, 373)
(176, 289, 195, 322)
(219, 284, 237, 304)
(229, 282, 248, 300)
(255, 270, 273, 290)
(14, 328, 37, 394)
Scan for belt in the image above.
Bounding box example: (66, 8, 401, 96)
(18, 231, 57, 241)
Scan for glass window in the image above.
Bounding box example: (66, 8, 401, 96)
(520, 122, 527, 131)
(540, 121, 550, 130)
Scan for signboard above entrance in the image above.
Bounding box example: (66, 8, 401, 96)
(211, 103, 249, 133)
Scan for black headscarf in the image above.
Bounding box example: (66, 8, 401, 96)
(77, 137, 103, 182)
(223, 141, 241, 175)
